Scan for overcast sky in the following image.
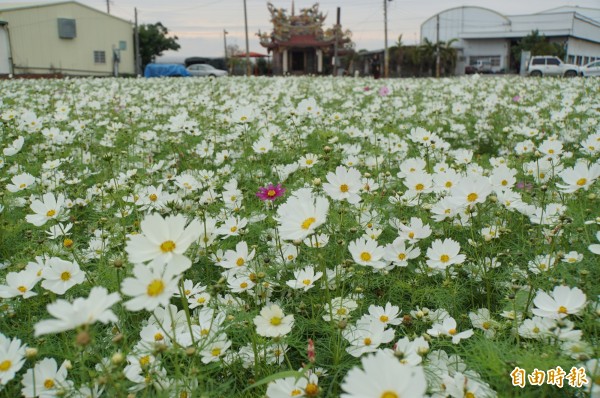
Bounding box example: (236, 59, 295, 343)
(11, 0, 600, 59)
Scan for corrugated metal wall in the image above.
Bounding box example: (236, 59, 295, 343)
(0, 2, 134, 76)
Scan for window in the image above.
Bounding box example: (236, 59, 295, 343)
(583, 56, 589, 65)
(57, 18, 76, 39)
(546, 58, 560, 66)
(531, 58, 544, 65)
(119, 40, 127, 50)
(94, 51, 106, 64)
(576, 56, 582, 65)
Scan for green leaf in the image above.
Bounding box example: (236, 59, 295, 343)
(242, 370, 304, 392)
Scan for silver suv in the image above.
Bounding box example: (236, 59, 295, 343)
(527, 56, 579, 77)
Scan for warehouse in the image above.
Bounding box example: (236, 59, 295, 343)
(421, 6, 600, 75)
(0, 1, 134, 76)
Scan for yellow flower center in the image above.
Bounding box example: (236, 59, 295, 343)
(46, 209, 56, 217)
(415, 183, 425, 191)
(380, 391, 398, 398)
(291, 390, 302, 397)
(465, 393, 476, 398)
(467, 193, 478, 202)
(236, 258, 245, 266)
(44, 379, 55, 389)
(19, 183, 26, 189)
(197, 297, 206, 304)
(445, 181, 453, 188)
(63, 238, 73, 248)
(270, 317, 282, 326)
(533, 327, 540, 333)
(482, 321, 491, 330)
(440, 254, 450, 263)
(558, 306, 568, 314)
(576, 178, 587, 186)
(267, 189, 276, 197)
(147, 279, 165, 297)
(230, 226, 238, 233)
(17, 286, 27, 293)
(305, 383, 319, 396)
(408, 232, 415, 239)
(139, 355, 150, 366)
(397, 253, 406, 260)
(240, 282, 248, 289)
(448, 328, 457, 335)
(363, 337, 372, 346)
(201, 328, 209, 336)
(301, 217, 316, 230)
(184, 289, 191, 296)
(305, 159, 314, 165)
(336, 308, 347, 315)
(380, 315, 389, 322)
(360, 252, 372, 262)
(149, 193, 158, 201)
(60, 271, 71, 281)
(160, 240, 176, 253)
(501, 180, 508, 186)
(340, 184, 349, 192)
(154, 333, 164, 341)
(302, 279, 311, 285)
(211, 348, 221, 357)
(0, 360, 11, 371)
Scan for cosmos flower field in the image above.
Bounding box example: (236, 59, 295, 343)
(0, 74, 599, 398)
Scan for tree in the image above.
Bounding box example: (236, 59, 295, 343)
(138, 22, 181, 69)
(512, 30, 566, 63)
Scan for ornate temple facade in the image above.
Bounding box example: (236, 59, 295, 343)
(259, 2, 350, 75)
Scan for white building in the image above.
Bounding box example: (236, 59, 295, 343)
(421, 6, 600, 75)
(0, 1, 134, 76)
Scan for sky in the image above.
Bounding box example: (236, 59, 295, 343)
(10, 0, 600, 60)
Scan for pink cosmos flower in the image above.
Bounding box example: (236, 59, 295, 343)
(379, 86, 390, 96)
(256, 183, 285, 201)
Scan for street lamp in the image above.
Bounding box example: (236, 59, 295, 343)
(384, 0, 392, 78)
(243, 0, 251, 76)
(223, 29, 228, 72)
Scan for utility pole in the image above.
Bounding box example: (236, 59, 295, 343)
(134, 7, 141, 76)
(435, 14, 440, 78)
(333, 7, 340, 76)
(384, 0, 390, 78)
(243, 0, 251, 76)
(106, 0, 110, 14)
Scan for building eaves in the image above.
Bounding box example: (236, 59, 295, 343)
(0, 1, 132, 25)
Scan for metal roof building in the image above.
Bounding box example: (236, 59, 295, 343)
(0, 1, 134, 76)
(421, 6, 600, 74)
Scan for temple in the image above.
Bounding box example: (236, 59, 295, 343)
(259, 2, 350, 75)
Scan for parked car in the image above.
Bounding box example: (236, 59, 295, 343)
(580, 60, 600, 77)
(187, 64, 228, 77)
(527, 56, 579, 77)
(144, 64, 191, 78)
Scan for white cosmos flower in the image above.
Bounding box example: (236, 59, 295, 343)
(3, 136, 24, 156)
(322, 165, 363, 204)
(6, 172, 36, 192)
(254, 304, 294, 337)
(427, 316, 474, 344)
(126, 213, 201, 274)
(532, 285, 587, 319)
(21, 357, 73, 398)
(348, 237, 386, 269)
(275, 188, 329, 241)
(425, 238, 466, 270)
(41, 257, 85, 295)
(286, 265, 323, 291)
(0, 332, 27, 385)
(341, 350, 427, 398)
(589, 232, 600, 255)
(34, 287, 120, 336)
(121, 262, 181, 312)
(25, 192, 67, 226)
